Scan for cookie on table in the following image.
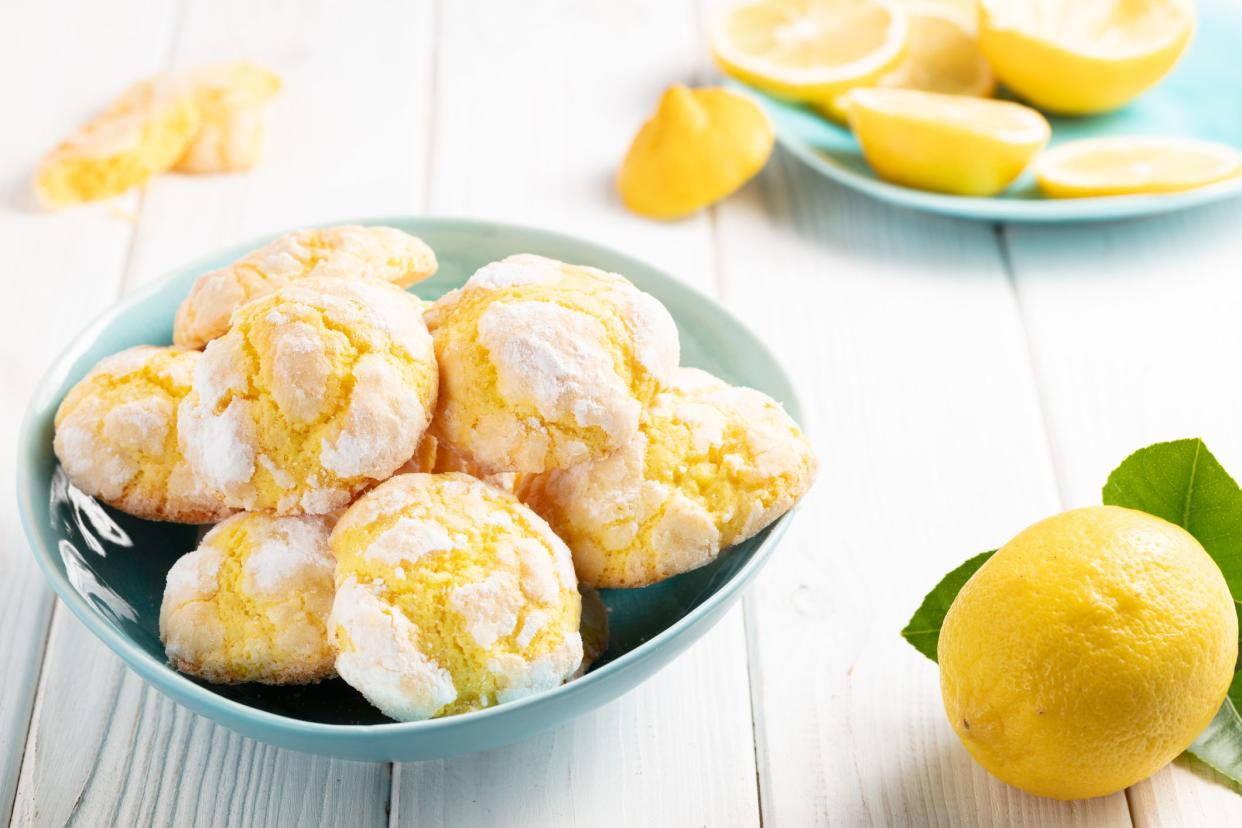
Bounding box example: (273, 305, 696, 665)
(178, 276, 437, 515)
(329, 472, 583, 721)
(174, 61, 282, 174)
(173, 225, 437, 348)
(160, 512, 336, 684)
(522, 367, 818, 588)
(53, 345, 232, 524)
(424, 254, 679, 474)
(36, 76, 200, 206)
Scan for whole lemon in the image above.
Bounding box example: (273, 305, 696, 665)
(939, 505, 1237, 800)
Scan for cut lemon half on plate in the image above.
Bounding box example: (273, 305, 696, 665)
(712, 0, 908, 102)
(817, 2, 991, 122)
(846, 87, 1049, 195)
(1035, 137, 1242, 198)
(979, 0, 1195, 115)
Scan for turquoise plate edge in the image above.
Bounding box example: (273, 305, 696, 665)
(16, 215, 805, 762)
(734, 0, 1242, 223)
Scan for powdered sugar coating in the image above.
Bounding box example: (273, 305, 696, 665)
(522, 367, 818, 588)
(178, 276, 437, 515)
(53, 346, 233, 523)
(425, 254, 679, 474)
(329, 473, 583, 721)
(159, 512, 336, 685)
(173, 225, 438, 348)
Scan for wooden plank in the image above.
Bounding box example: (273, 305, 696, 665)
(396, 1, 761, 824)
(713, 151, 1133, 825)
(0, 0, 182, 823)
(12, 0, 435, 824)
(1004, 202, 1242, 825)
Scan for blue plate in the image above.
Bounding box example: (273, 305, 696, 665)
(16, 217, 805, 761)
(738, 0, 1242, 223)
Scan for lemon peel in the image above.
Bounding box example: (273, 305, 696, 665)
(712, 0, 908, 103)
(618, 85, 773, 219)
(847, 87, 1049, 195)
(178, 277, 437, 515)
(53, 345, 232, 524)
(159, 512, 337, 684)
(424, 254, 679, 475)
(329, 473, 583, 721)
(522, 368, 817, 588)
(1035, 136, 1242, 198)
(939, 506, 1237, 800)
(174, 61, 282, 173)
(174, 224, 437, 349)
(35, 77, 200, 206)
(979, 0, 1194, 115)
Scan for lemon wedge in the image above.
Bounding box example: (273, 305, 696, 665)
(618, 85, 774, 219)
(818, 2, 992, 121)
(1035, 136, 1242, 198)
(979, 0, 1195, 115)
(846, 87, 1049, 195)
(712, 0, 908, 102)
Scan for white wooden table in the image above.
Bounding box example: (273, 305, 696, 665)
(5, 1, 1242, 825)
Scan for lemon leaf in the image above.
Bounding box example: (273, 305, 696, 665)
(1102, 438, 1242, 605)
(1187, 670, 1242, 785)
(901, 550, 994, 662)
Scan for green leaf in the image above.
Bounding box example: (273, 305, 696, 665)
(1188, 670, 1242, 785)
(901, 551, 994, 663)
(1102, 438, 1242, 604)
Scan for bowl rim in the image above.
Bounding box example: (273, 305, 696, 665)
(16, 215, 805, 738)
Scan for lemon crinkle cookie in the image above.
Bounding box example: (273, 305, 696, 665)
(36, 76, 200, 206)
(53, 345, 231, 523)
(329, 473, 583, 721)
(523, 367, 817, 588)
(174, 225, 438, 349)
(178, 276, 437, 515)
(160, 512, 336, 684)
(174, 61, 281, 174)
(424, 254, 679, 474)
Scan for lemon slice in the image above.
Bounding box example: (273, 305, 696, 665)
(846, 87, 1049, 195)
(712, 0, 908, 102)
(979, 0, 1195, 115)
(1035, 137, 1242, 198)
(817, 2, 991, 121)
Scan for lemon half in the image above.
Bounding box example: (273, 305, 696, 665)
(712, 0, 908, 102)
(979, 0, 1195, 115)
(1035, 136, 1242, 198)
(847, 87, 1049, 195)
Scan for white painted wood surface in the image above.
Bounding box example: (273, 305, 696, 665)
(3, 0, 1241, 825)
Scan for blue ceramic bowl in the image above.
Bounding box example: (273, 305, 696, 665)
(738, 0, 1242, 223)
(17, 217, 804, 761)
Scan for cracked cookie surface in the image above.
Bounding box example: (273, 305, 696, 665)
(424, 254, 679, 475)
(178, 276, 437, 515)
(523, 367, 817, 587)
(160, 512, 336, 684)
(53, 345, 232, 523)
(329, 472, 583, 721)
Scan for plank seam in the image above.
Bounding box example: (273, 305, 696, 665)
(994, 220, 1138, 827)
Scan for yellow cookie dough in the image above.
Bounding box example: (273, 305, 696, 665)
(160, 512, 336, 684)
(174, 61, 282, 173)
(329, 473, 583, 721)
(36, 76, 200, 206)
(424, 254, 679, 474)
(178, 277, 437, 515)
(53, 346, 231, 524)
(174, 225, 438, 349)
(523, 368, 817, 588)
